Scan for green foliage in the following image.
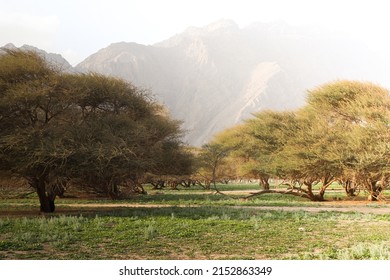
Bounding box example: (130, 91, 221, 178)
(211, 80, 390, 201)
(0, 49, 192, 211)
(307, 81, 390, 199)
(194, 143, 231, 189)
(244, 111, 298, 179)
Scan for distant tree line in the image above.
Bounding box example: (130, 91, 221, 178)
(203, 80, 390, 201)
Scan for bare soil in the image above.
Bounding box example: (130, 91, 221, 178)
(2, 200, 390, 218)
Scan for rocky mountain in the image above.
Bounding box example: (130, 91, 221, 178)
(76, 20, 389, 146)
(1, 43, 73, 72)
(5, 20, 389, 146)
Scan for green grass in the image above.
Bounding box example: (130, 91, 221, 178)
(0, 192, 324, 210)
(0, 186, 311, 208)
(1, 182, 385, 208)
(1, 206, 390, 260)
(1, 184, 390, 260)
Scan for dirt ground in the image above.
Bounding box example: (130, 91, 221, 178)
(2, 200, 390, 218)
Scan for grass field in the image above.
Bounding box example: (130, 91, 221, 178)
(1, 184, 390, 260)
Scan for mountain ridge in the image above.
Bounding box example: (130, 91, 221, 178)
(4, 20, 390, 146)
(1, 43, 73, 72)
(75, 20, 313, 145)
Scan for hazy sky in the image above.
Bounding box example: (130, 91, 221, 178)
(1, 0, 390, 65)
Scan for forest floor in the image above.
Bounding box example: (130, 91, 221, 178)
(2, 199, 390, 217)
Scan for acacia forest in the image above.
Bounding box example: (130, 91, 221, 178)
(0, 50, 390, 214)
(3, 48, 390, 262)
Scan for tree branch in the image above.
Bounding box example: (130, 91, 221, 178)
(244, 188, 311, 200)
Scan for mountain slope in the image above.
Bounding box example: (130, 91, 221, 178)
(1, 43, 73, 71)
(76, 20, 389, 146)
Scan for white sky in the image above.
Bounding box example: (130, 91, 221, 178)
(1, 0, 390, 65)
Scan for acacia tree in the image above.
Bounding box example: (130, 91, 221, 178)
(0, 50, 191, 211)
(210, 124, 247, 182)
(213, 111, 298, 190)
(212, 80, 390, 202)
(196, 143, 230, 190)
(144, 139, 195, 190)
(63, 73, 192, 198)
(279, 109, 345, 201)
(264, 80, 390, 201)
(244, 111, 298, 189)
(0, 50, 76, 211)
(304, 80, 390, 200)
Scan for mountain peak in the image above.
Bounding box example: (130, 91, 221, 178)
(204, 19, 239, 32)
(2, 43, 17, 50)
(155, 19, 239, 49)
(183, 19, 239, 36)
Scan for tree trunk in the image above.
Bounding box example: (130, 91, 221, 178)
(30, 176, 56, 213)
(303, 180, 316, 201)
(316, 176, 333, 202)
(151, 180, 165, 189)
(367, 180, 382, 201)
(179, 179, 193, 188)
(343, 180, 357, 197)
(259, 176, 270, 190)
(108, 183, 120, 199)
(303, 179, 328, 201)
(168, 180, 179, 190)
(313, 193, 325, 201)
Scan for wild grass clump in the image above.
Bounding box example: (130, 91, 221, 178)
(336, 242, 390, 260)
(313, 242, 390, 260)
(144, 222, 158, 240)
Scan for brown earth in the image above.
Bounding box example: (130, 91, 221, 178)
(2, 199, 390, 218)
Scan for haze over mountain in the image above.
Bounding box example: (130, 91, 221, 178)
(4, 20, 390, 146)
(75, 20, 390, 146)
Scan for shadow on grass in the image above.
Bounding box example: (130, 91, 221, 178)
(64, 193, 234, 204)
(55, 191, 310, 206)
(1, 204, 288, 220)
(45, 205, 385, 221)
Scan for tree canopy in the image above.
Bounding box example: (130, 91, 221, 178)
(0, 49, 192, 212)
(211, 80, 390, 201)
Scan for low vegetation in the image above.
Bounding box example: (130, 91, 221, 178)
(1, 50, 390, 260)
(2, 190, 390, 259)
(2, 185, 390, 260)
